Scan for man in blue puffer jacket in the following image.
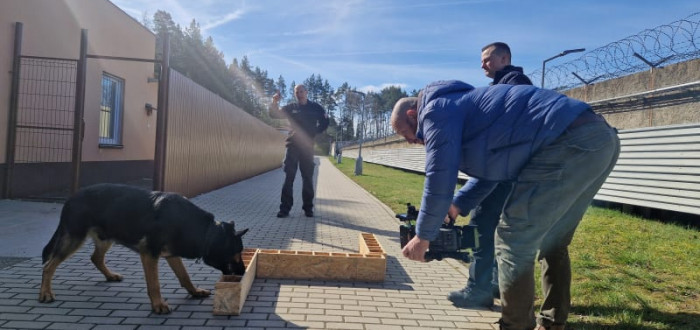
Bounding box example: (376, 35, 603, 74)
(392, 80, 619, 330)
(447, 42, 534, 309)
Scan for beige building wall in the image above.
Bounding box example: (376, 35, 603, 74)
(0, 0, 158, 164)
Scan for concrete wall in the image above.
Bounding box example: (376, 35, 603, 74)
(563, 58, 700, 130)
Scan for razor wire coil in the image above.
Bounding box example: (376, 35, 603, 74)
(529, 12, 700, 90)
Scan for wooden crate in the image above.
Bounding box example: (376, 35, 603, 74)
(212, 233, 386, 315)
(255, 250, 385, 282)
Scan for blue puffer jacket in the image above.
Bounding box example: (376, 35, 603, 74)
(414, 80, 590, 240)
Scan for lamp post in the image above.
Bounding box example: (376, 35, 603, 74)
(349, 90, 365, 175)
(332, 94, 344, 164)
(541, 48, 585, 88)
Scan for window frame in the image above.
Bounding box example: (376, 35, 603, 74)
(98, 72, 125, 148)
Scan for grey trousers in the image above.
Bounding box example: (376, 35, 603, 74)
(495, 121, 620, 330)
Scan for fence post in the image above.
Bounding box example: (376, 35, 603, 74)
(153, 33, 170, 191)
(3, 22, 23, 199)
(70, 29, 87, 195)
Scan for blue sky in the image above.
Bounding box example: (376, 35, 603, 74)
(112, 0, 698, 93)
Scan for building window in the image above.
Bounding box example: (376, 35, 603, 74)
(99, 73, 124, 146)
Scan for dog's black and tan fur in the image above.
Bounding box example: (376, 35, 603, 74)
(39, 183, 248, 314)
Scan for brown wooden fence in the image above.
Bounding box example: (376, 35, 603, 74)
(164, 69, 285, 197)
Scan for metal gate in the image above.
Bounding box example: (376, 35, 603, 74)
(4, 23, 168, 200)
(4, 23, 85, 200)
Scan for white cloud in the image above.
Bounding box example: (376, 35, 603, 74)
(202, 9, 246, 31)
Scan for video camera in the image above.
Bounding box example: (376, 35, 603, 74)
(396, 203, 478, 262)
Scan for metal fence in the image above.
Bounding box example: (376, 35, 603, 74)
(164, 69, 286, 197)
(596, 123, 700, 215)
(341, 123, 700, 216)
(5, 51, 81, 199)
(530, 12, 700, 90)
(13, 57, 77, 164)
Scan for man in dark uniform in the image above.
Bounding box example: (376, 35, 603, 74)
(447, 42, 534, 308)
(270, 84, 329, 218)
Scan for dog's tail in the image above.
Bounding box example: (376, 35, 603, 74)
(42, 204, 70, 264)
(42, 226, 63, 265)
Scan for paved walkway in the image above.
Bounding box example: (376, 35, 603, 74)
(0, 157, 501, 329)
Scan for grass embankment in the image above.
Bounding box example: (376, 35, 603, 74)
(330, 156, 700, 330)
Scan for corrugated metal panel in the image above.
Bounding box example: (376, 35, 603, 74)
(343, 146, 469, 180)
(594, 123, 700, 215)
(344, 123, 700, 215)
(165, 70, 285, 197)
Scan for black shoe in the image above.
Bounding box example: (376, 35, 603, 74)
(277, 211, 289, 218)
(304, 210, 314, 217)
(447, 287, 494, 308)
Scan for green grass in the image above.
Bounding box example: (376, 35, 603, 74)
(330, 156, 700, 329)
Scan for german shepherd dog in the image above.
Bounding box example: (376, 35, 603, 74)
(39, 183, 249, 314)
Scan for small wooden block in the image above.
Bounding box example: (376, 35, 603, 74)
(212, 248, 258, 315)
(212, 275, 242, 315)
(356, 253, 386, 282)
(359, 232, 386, 256)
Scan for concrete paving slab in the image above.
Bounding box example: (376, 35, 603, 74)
(0, 157, 501, 329)
(0, 200, 61, 259)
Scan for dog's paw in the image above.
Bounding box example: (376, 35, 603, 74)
(189, 288, 211, 298)
(105, 272, 123, 282)
(151, 300, 171, 314)
(38, 291, 55, 303)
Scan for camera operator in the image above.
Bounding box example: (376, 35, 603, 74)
(391, 81, 619, 330)
(447, 42, 535, 309)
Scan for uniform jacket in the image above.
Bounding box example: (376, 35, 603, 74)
(271, 101, 329, 147)
(414, 80, 589, 240)
(492, 65, 533, 85)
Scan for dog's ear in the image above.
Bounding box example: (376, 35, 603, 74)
(235, 228, 249, 237)
(220, 221, 235, 236)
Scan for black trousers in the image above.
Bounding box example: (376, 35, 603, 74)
(280, 144, 315, 212)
